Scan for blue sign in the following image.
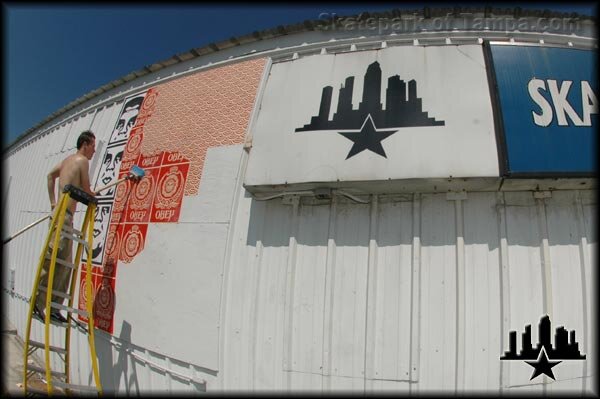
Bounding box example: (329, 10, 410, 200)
(489, 44, 597, 175)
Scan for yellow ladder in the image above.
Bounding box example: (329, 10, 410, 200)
(23, 184, 102, 396)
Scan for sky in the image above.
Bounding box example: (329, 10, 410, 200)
(4, 3, 597, 150)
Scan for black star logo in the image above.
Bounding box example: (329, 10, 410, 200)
(525, 347, 562, 381)
(338, 115, 397, 159)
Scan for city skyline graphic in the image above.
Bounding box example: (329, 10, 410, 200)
(295, 61, 445, 132)
(295, 61, 444, 159)
(501, 315, 586, 360)
(500, 315, 586, 381)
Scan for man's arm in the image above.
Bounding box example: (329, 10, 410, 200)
(47, 162, 61, 209)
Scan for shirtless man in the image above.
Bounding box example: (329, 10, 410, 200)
(34, 131, 97, 323)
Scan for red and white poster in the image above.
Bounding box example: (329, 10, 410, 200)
(78, 59, 266, 334)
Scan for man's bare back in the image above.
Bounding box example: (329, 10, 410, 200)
(47, 133, 96, 214)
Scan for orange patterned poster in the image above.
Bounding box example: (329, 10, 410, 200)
(78, 58, 267, 333)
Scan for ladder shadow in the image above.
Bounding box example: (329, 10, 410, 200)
(95, 320, 139, 394)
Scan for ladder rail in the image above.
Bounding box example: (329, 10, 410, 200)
(23, 187, 102, 396)
(22, 190, 68, 395)
(63, 202, 87, 387)
(42, 192, 71, 393)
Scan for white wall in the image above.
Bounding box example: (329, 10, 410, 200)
(219, 188, 596, 393)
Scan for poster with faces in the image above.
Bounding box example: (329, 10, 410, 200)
(86, 92, 146, 266)
(93, 146, 124, 199)
(108, 95, 145, 144)
(86, 203, 112, 265)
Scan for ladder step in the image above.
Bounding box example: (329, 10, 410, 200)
(38, 286, 72, 301)
(50, 302, 89, 318)
(32, 312, 69, 326)
(25, 386, 51, 395)
(59, 231, 90, 248)
(43, 254, 76, 270)
(27, 364, 66, 379)
(61, 224, 84, 238)
(28, 340, 68, 355)
(52, 380, 98, 393)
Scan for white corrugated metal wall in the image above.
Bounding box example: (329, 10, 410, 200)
(4, 119, 596, 393)
(220, 188, 595, 393)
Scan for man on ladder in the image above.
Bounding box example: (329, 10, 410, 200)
(33, 130, 96, 323)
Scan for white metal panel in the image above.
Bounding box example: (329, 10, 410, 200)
(245, 45, 498, 189)
(369, 199, 414, 382)
(221, 193, 262, 389)
(417, 193, 457, 390)
(544, 191, 590, 393)
(45, 122, 73, 156)
(219, 189, 595, 393)
(502, 192, 547, 389)
(252, 200, 292, 389)
(330, 201, 370, 380)
(580, 190, 596, 388)
(369, 379, 411, 392)
(112, 221, 226, 369)
(59, 111, 96, 153)
(179, 145, 243, 223)
(288, 204, 329, 377)
(286, 370, 323, 391)
(462, 192, 502, 391)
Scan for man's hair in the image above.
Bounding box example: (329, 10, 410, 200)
(77, 130, 96, 149)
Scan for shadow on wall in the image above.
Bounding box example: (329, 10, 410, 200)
(95, 320, 139, 394)
(94, 320, 209, 393)
(245, 191, 594, 249)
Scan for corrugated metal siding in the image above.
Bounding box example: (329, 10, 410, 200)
(4, 100, 210, 394)
(221, 189, 596, 393)
(5, 122, 596, 393)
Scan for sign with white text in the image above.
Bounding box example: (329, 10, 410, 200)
(489, 44, 597, 176)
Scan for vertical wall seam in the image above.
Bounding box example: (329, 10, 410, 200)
(454, 198, 466, 393)
(535, 194, 552, 391)
(283, 196, 300, 389)
(364, 194, 378, 392)
(497, 192, 510, 390)
(165, 357, 173, 392)
(216, 152, 248, 389)
(58, 117, 75, 153)
(409, 193, 421, 393)
(249, 205, 266, 390)
(2, 175, 11, 216)
(574, 190, 590, 393)
(321, 196, 337, 390)
(535, 196, 553, 320)
(145, 348, 152, 391)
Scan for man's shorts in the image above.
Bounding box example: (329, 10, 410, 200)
(48, 209, 74, 253)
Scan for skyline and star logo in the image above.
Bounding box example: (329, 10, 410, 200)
(525, 347, 562, 380)
(338, 115, 397, 159)
(500, 315, 586, 381)
(295, 60, 444, 160)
